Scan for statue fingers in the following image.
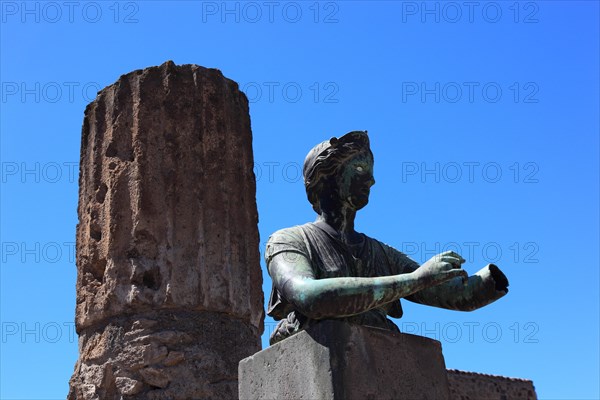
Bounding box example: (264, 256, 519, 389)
(435, 261, 464, 274)
(436, 251, 465, 264)
(437, 255, 465, 267)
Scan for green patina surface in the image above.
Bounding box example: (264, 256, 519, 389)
(266, 131, 508, 345)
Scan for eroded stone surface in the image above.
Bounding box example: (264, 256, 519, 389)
(239, 321, 538, 400)
(239, 320, 451, 400)
(70, 311, 259, 399)
(69, 61, 263, 399)
(447, 370, 537, 400)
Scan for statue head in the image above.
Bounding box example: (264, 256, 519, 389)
(303, 131, 375, 214)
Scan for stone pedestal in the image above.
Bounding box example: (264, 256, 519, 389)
(239, 321, 451, 400)
(68, 61, 264, 399)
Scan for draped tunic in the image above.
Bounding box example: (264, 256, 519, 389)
(265, 221, 420, 344)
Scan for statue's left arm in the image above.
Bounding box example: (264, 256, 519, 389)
(381, 244, 509, 311)
(406, 263, 509, 311)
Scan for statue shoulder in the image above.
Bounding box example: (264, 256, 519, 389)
(266, 223, 312, 245)
(264, 223, 313, 265)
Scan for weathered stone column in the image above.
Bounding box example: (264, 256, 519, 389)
(68, 61, 264, 399)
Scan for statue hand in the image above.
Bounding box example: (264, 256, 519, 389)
(413, 251, 468, 287)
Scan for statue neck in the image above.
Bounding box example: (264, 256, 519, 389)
(317, 207, 359, 244)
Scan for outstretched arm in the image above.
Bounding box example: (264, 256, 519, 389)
(268, 251, 468, 319)
(406, 261, 509, 311)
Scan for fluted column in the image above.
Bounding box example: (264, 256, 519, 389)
(68, 61, 263, 399)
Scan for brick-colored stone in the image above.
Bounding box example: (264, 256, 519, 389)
(68, 61, 263, 399)
(447, 369, 537, 400)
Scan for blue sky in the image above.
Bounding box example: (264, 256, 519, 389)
(1, 1, 599, 399)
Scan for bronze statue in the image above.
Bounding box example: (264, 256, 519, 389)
(266, 131, 509, 345)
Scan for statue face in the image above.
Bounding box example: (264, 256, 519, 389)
(337, 151, 375, 211)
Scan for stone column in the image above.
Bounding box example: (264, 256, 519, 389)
(68, 61, 264, 400)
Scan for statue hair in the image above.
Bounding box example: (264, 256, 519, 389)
(303, 131, 372, 214)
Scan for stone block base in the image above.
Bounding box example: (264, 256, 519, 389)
(239, 320, 451, 400)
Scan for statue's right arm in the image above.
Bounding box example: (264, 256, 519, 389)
(268, 251, 467, 320)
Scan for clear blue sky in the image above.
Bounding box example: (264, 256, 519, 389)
(1, 1, 598, 399)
